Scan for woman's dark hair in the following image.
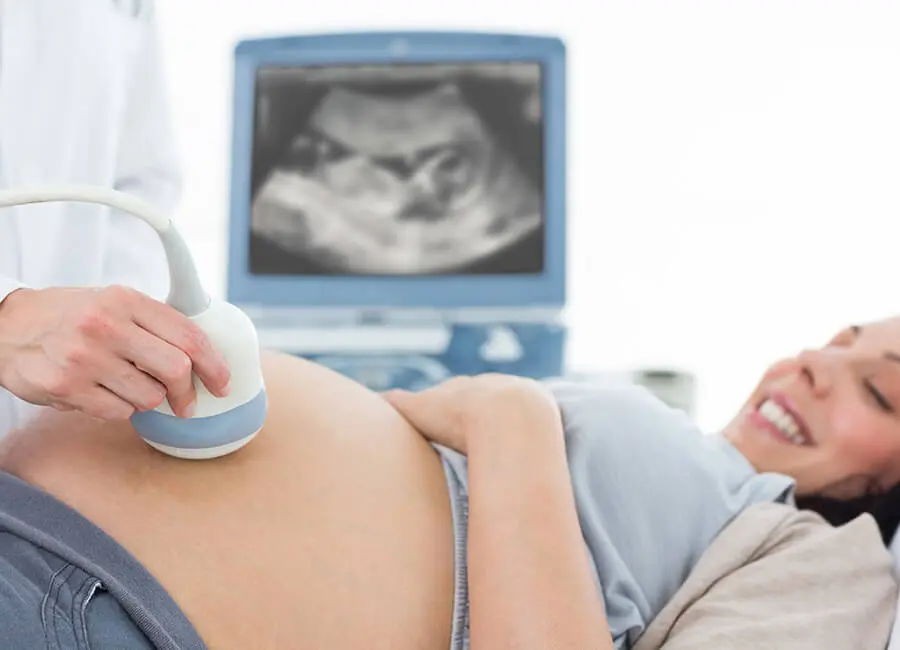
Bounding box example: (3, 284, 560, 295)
(796, 482, 900, 545)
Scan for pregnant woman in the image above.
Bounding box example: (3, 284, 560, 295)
(0, 316, 898, 648)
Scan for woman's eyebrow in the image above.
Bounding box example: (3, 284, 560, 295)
(855, 326, 900, 367)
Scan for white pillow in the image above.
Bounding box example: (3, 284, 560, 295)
(887, 534, 900, 650)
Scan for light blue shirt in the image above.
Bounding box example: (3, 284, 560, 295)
(546, 379, 795, 648)
(436, 379, 795, 649)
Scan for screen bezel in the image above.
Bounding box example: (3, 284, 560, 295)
(227, 32, 566, 309)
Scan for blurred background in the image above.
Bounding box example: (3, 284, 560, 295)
(155, 0, 900, 433)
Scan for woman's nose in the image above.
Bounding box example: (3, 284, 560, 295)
(796, 348, 837, 397)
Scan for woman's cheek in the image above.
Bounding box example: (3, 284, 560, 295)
(761, 358, 802, 384)
(829, 409, 891, 470)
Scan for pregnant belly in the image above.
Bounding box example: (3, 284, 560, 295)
(0, 352, 455, 650)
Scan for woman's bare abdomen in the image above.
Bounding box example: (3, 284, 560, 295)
(0, 352, 455, 649)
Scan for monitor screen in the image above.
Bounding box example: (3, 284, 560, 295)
(247, 62, 544, 277)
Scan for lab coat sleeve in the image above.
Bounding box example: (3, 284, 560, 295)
(102, 10, 183, 302)
(0, 277, 26, 306)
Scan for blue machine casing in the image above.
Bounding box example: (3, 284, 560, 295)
(227, 31, 568, 389)
(281, 321, 567, 392)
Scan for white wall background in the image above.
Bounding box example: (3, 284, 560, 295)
(155, 0, 900, 433)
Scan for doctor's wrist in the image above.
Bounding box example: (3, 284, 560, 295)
(0, 288, 35, 373)
(0, 288, 34, 319)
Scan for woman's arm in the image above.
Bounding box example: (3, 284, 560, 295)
(385, 377, 615, 649)
(466, 394, 614, 650)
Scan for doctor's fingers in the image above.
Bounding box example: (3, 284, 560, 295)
(128, 297, 231, 399)
(57, 384, 138, 422)
(96, 357, 169, 415)
(114, 324, 197, 418)
(40, 349, 161, 421)
(20, 354, 136, 420)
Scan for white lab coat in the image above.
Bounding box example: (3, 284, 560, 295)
(0, 0, 183, 436)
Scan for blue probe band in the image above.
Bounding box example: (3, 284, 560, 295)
(131, 388, 268, 450)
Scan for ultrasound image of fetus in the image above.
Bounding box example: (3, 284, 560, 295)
(249, 71, 544, 276)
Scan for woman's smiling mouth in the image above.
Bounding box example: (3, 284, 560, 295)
(749, 394, 814, 447)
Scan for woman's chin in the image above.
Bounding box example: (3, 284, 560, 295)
(724, 410, 811, 476)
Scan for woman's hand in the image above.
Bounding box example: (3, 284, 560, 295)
(381, 374, 560, 454)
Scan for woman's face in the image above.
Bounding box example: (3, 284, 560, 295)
(723, 317, 900, 499)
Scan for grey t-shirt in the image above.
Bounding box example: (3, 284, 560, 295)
(437, 379, 795, 649)
(550, 379, 795, 648)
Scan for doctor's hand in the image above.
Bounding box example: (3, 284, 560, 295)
(0, 286, 231, 421)
(382, 374, 560, 454)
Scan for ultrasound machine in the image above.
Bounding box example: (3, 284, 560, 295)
(225, 31, 567, 391)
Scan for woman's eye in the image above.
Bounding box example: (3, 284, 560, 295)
(864, 379, 894, 413)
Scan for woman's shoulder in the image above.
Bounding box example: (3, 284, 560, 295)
(543, 377, 793, 500)
(541, 379, 796, 641)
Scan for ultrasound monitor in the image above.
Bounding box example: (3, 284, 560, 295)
(227, 32, 567, 313)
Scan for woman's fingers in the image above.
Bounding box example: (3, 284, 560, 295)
(381, 385, 469, 452)
(381, 389, 419, 420)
